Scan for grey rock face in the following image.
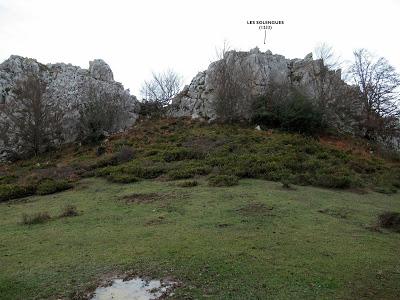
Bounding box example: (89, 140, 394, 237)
(0, 55, 139, 161)
(89, 59, 114, 81)
(170, 48, 351, 121)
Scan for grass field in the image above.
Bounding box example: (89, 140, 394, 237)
(1, 177, 399, 299)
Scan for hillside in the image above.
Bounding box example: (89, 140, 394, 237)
(1, 118, 399, 199)
(0, 118, 400, 299)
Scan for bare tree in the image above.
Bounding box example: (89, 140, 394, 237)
(0, 75, 63, 157)
(349, 49, 400, 140)
(308, 44, 361, 133)
(77, 83, 132, 144)
(210, 52, 254, 122)
(313, 43, 342, 70)
(140, 69, 182, 106)
(214, 39, 231, 60)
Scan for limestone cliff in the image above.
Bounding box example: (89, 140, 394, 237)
(0, 55, 139, 160)
(170, 48, 351, 122)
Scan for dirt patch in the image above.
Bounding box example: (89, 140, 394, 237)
(237, 202, 274, 217)
(145, 215, 167, 226)
(121, 191, 189, 205)
(21, 166, 79, 185)
(122, 193, 163, 204)
(216, 223, 232, 228)
(318, 207, 353, 219)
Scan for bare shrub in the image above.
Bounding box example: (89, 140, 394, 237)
(313, 42, 342, 70)
(0, 75, 63, 157)
(77, 83, 132, 144)
(140, 69, 182, 106)
(378, 211, 400, 232)
(210, 52, 254, 122)
(59, 204, 79, 218)
(113, 146, 134, 163)
(21, 211, 51, 225)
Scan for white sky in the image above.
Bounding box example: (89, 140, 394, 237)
(0, 0, 399, 97)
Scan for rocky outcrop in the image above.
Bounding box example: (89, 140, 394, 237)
(0, 55, 139, 161)
(89, 59, 114, 81)
(170, 47, 350, 121)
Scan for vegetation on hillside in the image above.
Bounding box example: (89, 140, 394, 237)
(1, 118, 399, 204)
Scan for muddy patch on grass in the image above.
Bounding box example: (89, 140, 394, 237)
(121, 192, 189, 205)
(236, 202, 274, 217)
(318, 207, 354, 219)
(145, 215, 167, 226)
(90, 277, 178, 300)
(122, 193, 163, 204)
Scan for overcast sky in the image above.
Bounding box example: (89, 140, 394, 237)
(0, 0, 399, 97)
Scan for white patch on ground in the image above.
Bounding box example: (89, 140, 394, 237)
(91, 277, 176, 300)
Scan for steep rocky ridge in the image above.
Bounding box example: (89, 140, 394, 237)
(170, 47, 351, 122)
(0, 55, 139, 160)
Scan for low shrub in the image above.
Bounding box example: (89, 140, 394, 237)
(208, 175, 239, 187)
(177, 180, 198, 187)
(0, 175, 18, 184)
(138, 100, 166, 119)
(59, 204, 79, 218)
(91, 154, 120, 169)
(96, 146, 106, 156)
(36, 179, 72, 195)
(107, 173, 139, 184)
(167, 162, 212, 180)
(124, 164, 166, 179)
(168, 169, 196, 180)
(378, 211, 400, 232)
(313, 168, 354, 189)
(21, 212, 51, 225)
(163, 148, 204, 162)
(373, 186, 397, 194)
(113, 146, 134, 163)
(281, 180, 291, 189)
(314, 174, 353, 189)
(0, 184, 36, 202)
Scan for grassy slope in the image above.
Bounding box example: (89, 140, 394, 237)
(1, 118, 400, 299)
(1, 177, 400, 299)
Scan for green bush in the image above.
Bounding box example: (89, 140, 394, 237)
(36, 179, 72, 195)
(177, 180, 199, 187)
(0, 184, 36, 202)
(167, 161, 212, 180)
(163, 148, 204, 162)
(21, 212, 51, 225)
(124, 164, 166, 179)
(107, 173, 139, 184)
(252, 90, 326, 135)
(208, 175, 239, 187)
(313, 171, 353, 189)
(0, 175, 18, 184)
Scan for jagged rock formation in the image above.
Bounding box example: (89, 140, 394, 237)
(0, 55, 139, 161)
(170, 47, 352, 121)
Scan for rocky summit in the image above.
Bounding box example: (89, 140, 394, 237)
(0, 56, 139, 160)
(170, 47, 349, 121)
